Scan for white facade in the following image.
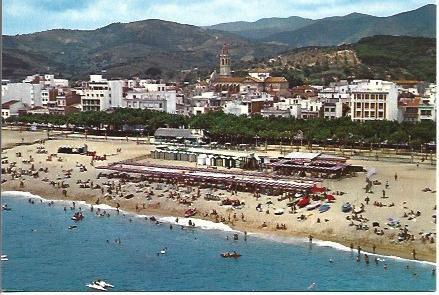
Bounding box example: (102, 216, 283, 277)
(2, 83, 43, 107)
(323, 102, 343, 119)
(249, 71, 270, 80)
(223, 101, 249, 116)
(1, 109, 10, 120)
(350, 80, 399, 121)
(41, 89, 50, 106)
(81, 75, 124, 111)
(124, 89, 176, 114)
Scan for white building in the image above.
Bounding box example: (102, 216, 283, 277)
(81, 75, 124, 111)
(248, 69, 270, 80)
(350, 80, 400, 122)
(1, 100, 28, 120)
(223, 101, 250, 116)
(322, 102, 343, 119)
(2, 82, 43, 107)
(123, 88, 176, 114)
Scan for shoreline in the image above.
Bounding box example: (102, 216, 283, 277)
(2, 188, 436, 265)
(1, 131, 435, 264)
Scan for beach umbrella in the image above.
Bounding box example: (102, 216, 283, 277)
(325, 194, 336, 201)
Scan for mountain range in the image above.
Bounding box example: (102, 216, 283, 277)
(207, 4, 436, 46)
(2, 4, 436, 81)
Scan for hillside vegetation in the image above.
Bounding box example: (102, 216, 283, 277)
(261, 35, 436, 86)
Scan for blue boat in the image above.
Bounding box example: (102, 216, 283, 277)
(342, 202, 352, 213)
(319, 203, 330, 213)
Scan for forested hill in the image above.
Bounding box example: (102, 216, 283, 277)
(259, 35, 436, 86)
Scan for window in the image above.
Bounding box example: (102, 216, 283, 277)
(378, 103, 384, 109)
(365, 94, 369, 99)
(100, 94, 104, 97)
(364, 111, 369, 117)
(371, 103, 375, 108)
(370, 111, 375, 117)
(356, 102, 361, 108)
(371, 94, 376, 100)
(378, 112, 384, 118)
(364, 103, 369, 108)
(133, 95, 136, 99)
(356, 111, 361, 117)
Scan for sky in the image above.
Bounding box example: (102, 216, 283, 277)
(3, 0, 435, 35)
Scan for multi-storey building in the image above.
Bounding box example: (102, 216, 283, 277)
(123, 88, 176, 114)
(81, 75, 124, 111)
(350, 80, 400, 122)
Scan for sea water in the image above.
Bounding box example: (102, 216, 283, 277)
(1, 192, 436, 292)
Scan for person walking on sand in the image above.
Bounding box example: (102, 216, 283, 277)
(372, 244, 376, 254)
(394, 173, 398, 181)
(357, 245, 362, 256)
(382, 190, 386, 198)
(412, 249, 417, 260)
(350, 243, 354, 251)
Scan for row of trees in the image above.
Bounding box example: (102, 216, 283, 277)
(7, 109, 436, 147)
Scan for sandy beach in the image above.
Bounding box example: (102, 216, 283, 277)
(1, 129, 436, 262)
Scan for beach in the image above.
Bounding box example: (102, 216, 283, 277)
(1, 129, 436, 262)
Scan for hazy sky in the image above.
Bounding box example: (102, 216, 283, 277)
(3, 0, 435, 35)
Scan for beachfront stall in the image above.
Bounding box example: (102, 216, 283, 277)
(266, 152, 364, 179)
(97, 162, 322, 195)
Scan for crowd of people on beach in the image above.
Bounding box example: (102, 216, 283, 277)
(2, 137, 436, 265)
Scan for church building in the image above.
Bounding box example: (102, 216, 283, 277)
(211, 44, 289, 97)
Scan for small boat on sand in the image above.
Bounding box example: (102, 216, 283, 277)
(306, 201, 321, 211)
(319, 203, 330, 213)
(184, 208, 197, 218)
(220, 252, 241, 258)
(274, 208, 284, 215)
(342, 203, 352, 213)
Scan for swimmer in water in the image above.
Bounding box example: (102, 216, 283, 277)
(329, 258, 333, 263)
(307, 283, 316, 290)
(384, 263, 388, 270)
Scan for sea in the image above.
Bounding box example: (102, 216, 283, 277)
(1, 191, 436, 292)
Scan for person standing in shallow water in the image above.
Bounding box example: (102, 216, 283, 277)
(309, 235, 313, 243)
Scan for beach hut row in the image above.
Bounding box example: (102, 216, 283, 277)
(151, 150, 198, 162)
(151, 149, 241, 168)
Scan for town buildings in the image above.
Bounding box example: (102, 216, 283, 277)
(0, 46, 436, 123)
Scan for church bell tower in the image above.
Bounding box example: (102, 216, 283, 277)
(219, 43, 231, 76)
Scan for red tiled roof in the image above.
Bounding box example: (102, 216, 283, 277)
(1, 100, 20, 109)
(265, 76, 288, 83)
(214, 76, 246, 83)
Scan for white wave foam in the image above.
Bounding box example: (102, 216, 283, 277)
(158, 216, 237, 232)
(2, 190, 435, 266)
